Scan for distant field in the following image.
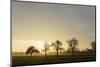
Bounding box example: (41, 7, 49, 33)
(12, 55, 96, 66)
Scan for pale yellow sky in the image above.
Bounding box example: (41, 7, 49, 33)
(12, 1, 95, 52)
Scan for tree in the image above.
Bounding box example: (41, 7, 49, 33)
(67, 38, 78, 55)
(43, 42, 50, 56)
(51, 40, 62, 56)
(91, 41, 96, 51)
(26, 46, 40, 57)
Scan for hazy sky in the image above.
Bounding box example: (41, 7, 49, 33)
(12, 1, 95, 52)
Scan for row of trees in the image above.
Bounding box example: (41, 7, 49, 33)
(26, 37, 96, 57)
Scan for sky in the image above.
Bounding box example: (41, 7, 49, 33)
(12, 1, 95, 52)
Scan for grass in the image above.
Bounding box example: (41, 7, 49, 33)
(12, 55, 96, 66)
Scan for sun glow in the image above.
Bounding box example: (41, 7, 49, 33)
(35, 40, 45, 45)
(35, 40, 45, 48)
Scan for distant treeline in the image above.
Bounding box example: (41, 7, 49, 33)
(13, 37, 96, 57)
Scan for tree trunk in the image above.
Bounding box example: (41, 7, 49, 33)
(72, 51, 74, 56)
(45, 50, 47, 56)
(72, 48, 74, 56)
(57, 50, 59, 56)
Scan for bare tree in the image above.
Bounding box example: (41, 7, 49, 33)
(51, 40, 62, 56)
(67, 38, 78, 55)
(43, 42, 50, 56)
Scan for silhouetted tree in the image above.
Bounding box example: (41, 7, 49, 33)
(43, 42, 50, 56)
(67, 38, 78, 55)
(26, 46, 40, 57)
(51, 40, 62, 56)
(91, 41, 96, 51)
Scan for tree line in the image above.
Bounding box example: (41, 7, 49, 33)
(25, 37, 96, 57)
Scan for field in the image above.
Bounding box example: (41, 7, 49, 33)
(12, 55, 96, 66)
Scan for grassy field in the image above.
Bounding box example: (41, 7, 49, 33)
(12, 55, 96, 66)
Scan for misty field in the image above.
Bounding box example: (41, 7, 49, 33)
(12, 55, 96, 66)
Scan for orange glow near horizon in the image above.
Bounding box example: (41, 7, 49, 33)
(12, 39, 92, 53)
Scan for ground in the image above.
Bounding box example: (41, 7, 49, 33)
(12, 55, 96, 66)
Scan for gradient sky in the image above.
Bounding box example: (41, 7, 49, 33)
(12, 1, 95, 52)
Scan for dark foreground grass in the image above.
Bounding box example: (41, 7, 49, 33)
(12, 55, 96, 66)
